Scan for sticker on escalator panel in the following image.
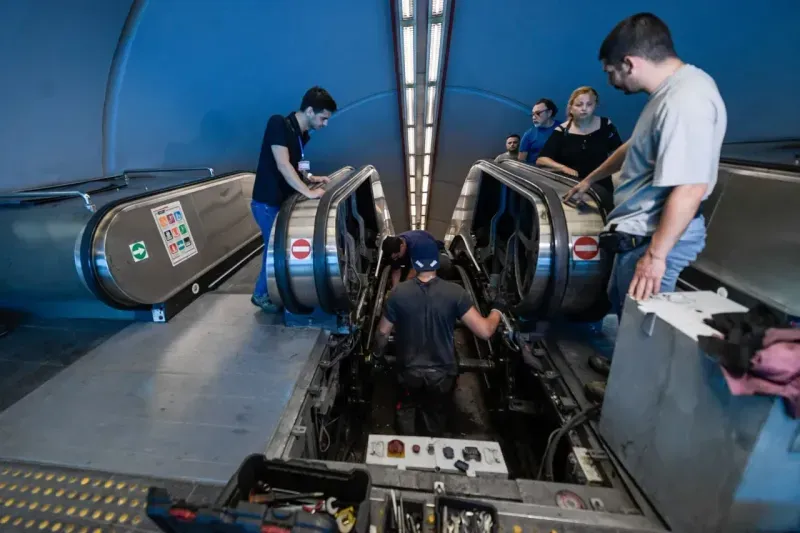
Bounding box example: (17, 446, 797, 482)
(572, 235, 600, 261)
(151, 200, 198, 267)
(129, 241, 149, 263)
(290, 238, 312, 260)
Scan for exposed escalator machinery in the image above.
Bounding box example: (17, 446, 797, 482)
(445, 159, 612, 323)
(265, 165, 395, 325)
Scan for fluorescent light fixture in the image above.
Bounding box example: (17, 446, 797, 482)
(422, 192, 428, 205)
(423, 155, 430, 175)
(402, 26, 415, 85)
(422, 175, 429, 192)
(410, 193, 416, 206)
(405, 88, 414, 126)
(409, 176, 416, 193)
(421, 215, 427, 227)
(422, 205, 427, 216)
(426, 86, 436, 124)
(402, 0, 413, 19)
(409, 156, 415, 175)
(432, 0, 444, 16)
(424, 126, 433, 153)
(411, 204, 416, 217)
(428, 23, 442, 82)
(407, 127, 415, 154)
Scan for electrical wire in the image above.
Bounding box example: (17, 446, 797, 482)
(537, 405, 601, 481)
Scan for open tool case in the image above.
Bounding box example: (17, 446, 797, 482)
(434, 496, 498, 533)
(146, 454, 372, 533)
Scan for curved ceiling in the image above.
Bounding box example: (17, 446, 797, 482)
(2, 0, 798, 237)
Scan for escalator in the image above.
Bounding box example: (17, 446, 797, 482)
(262, 160, 665, 531)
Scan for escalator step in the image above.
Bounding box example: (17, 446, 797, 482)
(458, 358, 495, 371)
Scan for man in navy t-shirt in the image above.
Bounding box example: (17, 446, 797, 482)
(518, 98, 559, 163)
(381, 230, 444, 288)
(250, 87, 337, 313)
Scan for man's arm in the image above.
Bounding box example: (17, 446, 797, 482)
(373, 316, 394, 359)
(390, 268, 402, 288)
(563, 141, 630, 200)
(460, 307, 503, 340)
(271, 145, 323, 199)
(628, 183, 706, 300)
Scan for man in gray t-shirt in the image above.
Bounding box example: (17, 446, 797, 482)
(566, 13, 726, 313)
(564, 13, 727, 400)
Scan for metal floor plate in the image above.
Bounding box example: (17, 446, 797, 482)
(0, 294, 324, 484)
(0, 460, 222, 533)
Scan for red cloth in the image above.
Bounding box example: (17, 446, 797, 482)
(720, 331, 800, 418)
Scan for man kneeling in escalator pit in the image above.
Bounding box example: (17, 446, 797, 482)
(371, 238, 506, 437)
(382, 230, 454, 288)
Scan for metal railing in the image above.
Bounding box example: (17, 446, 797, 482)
(0, 191, 96, 212)
(0, 167, 217, 212)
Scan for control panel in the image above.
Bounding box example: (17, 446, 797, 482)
(365, 435, 508, 477)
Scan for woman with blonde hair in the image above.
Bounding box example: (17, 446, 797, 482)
(537, 86, 622, 203)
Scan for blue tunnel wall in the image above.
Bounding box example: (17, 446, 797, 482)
(1, 0, 798, 236)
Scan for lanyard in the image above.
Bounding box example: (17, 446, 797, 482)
(298, 135, 304, 160)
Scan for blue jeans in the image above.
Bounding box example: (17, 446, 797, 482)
(608, 217, 707, 318)
(251, 200, 280, 300)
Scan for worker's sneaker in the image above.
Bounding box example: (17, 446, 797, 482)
(588, 355, 611, 377)
(584, 381, 606, 403)
(251, 294, 282, 313)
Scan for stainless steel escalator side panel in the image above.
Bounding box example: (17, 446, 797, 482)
(499, 161, 609, 315)
(90, 172, 259, 306)
(691, 162, 800, 316)
(371, 172, 395, 238)
(443, 164, 482, 271)
(267, 166, 379, 312)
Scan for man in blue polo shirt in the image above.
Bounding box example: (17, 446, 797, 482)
(381, 230, 443, 289)
(518, 98, 559, 163)
(251, 87, 337, 313)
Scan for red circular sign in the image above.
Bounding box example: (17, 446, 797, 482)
(291, 238, 312, 260)
(573, 236, 599, 260)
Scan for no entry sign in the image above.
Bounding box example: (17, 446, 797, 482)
(290, 238, 312, 260)
(572, 236, 600, 261)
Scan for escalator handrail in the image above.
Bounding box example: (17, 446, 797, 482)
(719, 158, 800, 175)
(77, 170, 250, 310)
(476, 161, 571, 318)
(313, 165, 377, 314)
(499, 160, 611, 220)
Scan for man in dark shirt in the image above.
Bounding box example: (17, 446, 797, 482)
(381, 230, 444, 288)
(372, 238, 505, 436)
(251, 87, 337, 312)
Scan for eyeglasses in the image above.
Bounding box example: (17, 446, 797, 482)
(532, 109, 550, 118)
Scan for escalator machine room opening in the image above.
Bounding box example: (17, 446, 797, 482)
(265, 161, 662, 529)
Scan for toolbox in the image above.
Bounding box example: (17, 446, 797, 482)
(434, 496, 498, 533)
(146, 454, 372, 533)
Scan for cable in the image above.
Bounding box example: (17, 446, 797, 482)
(537, 405, 601, 481)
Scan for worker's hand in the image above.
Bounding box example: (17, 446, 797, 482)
(309, 174, 330, 184)
(489, 295, 509, 316)
(305, 188, 325, 199)
(563, 178, 591, 202)
(628, 249, 666, 301)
